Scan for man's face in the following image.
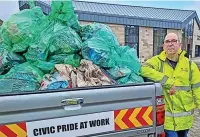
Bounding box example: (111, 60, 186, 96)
(163, 34, 180, 55)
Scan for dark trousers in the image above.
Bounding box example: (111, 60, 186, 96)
(165, 129, 189, 137)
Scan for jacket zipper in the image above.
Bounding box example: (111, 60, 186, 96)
(171, 95, 176, 131)
(166, 59, 176, 131)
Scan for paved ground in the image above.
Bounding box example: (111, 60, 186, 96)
(188, 109, 200, 137)
(189, 58, 200, 136)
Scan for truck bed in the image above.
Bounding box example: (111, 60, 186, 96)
(0, 82, 163, 137)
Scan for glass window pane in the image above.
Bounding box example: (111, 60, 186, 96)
(125, 25, 139, 56)
(153, 28, 167, 55)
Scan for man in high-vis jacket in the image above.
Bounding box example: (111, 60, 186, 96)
(141, 33, 200, 137)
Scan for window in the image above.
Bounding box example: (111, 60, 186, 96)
(153, 28, 167, 55)
(182, 19, 193, 55)
(195, 45, 200, 57)
(125, 25, 139, 56)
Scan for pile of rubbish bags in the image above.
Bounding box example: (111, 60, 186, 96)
(0, 0, 144, 93)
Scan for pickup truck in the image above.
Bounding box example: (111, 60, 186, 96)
(0, 1, 165, 137)
(0, 83, 165, 137)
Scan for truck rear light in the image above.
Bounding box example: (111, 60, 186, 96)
(157, 132, 165, 137)
(156, 96, 165, 126)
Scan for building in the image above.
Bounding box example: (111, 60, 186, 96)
(0, 19, 3, 26)
(19, 0, 200, 62)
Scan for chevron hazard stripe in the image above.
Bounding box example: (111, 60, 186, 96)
(0, 107, 153, 136)
(0, 122, 27, 137)
(114, 106, 153, 130)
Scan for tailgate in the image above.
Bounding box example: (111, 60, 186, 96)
(0, 83, 158, 137)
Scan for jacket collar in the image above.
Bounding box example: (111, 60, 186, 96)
(158, 49, 186, 61)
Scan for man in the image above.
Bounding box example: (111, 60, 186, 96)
(141, 33, 200, 137)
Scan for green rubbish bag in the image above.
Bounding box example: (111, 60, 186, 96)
(48, 54, 82, 68)
(48, 23, 82, 55)
(117, 46, 141, 74)
(1, 7, 48, 52)
(48, 54, 70, 64)
(115, 46, 143, 84)
(106, 66, 132, 80)
(29, 0, 35, 9)
(1, 62, 44, 82)
(0, 62, 44, 93)
(25, 22, 82, 61)
(117, 72, 144, 84)
(0, 79, 40, 93)
(33, 60, 55, 74)
(64, 54, 82, 68)
(24, 41, 49, 62)
(80, 23, 119, 46)
(0, 42, 10, 51)
(0, 43, 25, 75)
(81, 23, 122, 68)
(80, 23, 141, 75)
(81, 37, 121, 68)
(0, 29, 4, 44)
(23, 22, 53, 62)
(49, 0, 81, 32)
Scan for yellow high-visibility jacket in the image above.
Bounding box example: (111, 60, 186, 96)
(141, 50, 200, 131)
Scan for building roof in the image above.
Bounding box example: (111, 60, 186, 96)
(74, 1, 193, 22)
(18, 0, 200, 29)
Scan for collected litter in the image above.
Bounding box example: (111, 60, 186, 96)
(0, 0, 144, 93)
(40, 59, 115, 90)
